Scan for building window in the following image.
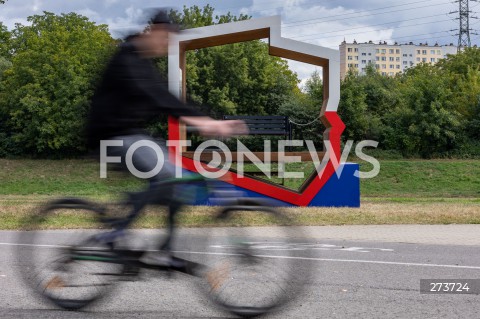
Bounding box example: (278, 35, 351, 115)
(396, 57, 400, 61)
(362, 52, 367, 56)
(417, 50, 421, 54)
(376, 49, 379, 53)
(381, 56, 386, 61)
(354, 56, 359, 60)
(375, 64, 380, 69)
(430, 58, 435, 62)
(381, 49, 386, 54)
(382, 64, 386, 69)
(382, 72, 387, 75)
(362, 60, 367, 64)
(348, 56, 353, 60)
(403, 61, 408, 65)
(389, 57, 394, 61)
(437, 50, 441, 55)
(389, 49, 394, 54)
(396, 65, 401, 69)
(389, 72, 394, 76)
(390, 64, 394, 69)
(409, 54, 413, 57)
(396, 49, 400, 54)
(422, 50, 427, 55)
(348, 63, 352, 67)
(376, 56, 380, 61)
(368, 53, 372, 56)
(354, 48, 358, 52)
(348, 48, 352, 52)
(355, 64, 358, 67)
(403, 54, 408, 57)
(422, 58, 427, 62)
(430, 50, 435, 54)
(416, 57, 421, 61)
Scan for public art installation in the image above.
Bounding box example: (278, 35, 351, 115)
(167, 16, 360, 207)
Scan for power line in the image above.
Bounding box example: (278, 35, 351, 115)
(290, 13, 448, 40)
(283, 0, 447, 29)
(369, 30, 453, 44)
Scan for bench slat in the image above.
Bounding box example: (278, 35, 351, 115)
(222, 115, 292, 139)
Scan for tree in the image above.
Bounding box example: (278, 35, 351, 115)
(383, 64, 463, 157)
(0, 12, 115, 156)
(0, 22, 11, 57)
(338, 72, 371, 141)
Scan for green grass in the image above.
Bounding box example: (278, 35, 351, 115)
(1, 158, 479, 198)
(0, 159, 143, 198)
(1, 158, 479, 229)
(360, 160, 480, 198)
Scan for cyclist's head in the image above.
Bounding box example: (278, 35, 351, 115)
(129, 8, 180, 58)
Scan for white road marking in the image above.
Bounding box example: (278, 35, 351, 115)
(179, 251, 480, 270)
(210, 242, 394, 253)
(3, 242, 479, 270)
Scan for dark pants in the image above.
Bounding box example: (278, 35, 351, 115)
(108, 134, 180, 251)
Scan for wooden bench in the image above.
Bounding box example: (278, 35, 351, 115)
(222, 115, 292, 140)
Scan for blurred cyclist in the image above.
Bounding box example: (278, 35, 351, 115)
(86, 9, 247, 265)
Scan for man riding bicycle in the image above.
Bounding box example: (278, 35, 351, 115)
(86, 9, 247, 265)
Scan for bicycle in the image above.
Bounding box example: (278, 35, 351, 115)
(16, 174, 311, 318)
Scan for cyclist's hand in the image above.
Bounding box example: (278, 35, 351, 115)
(180, 116, 248, 137)
(199, 120, 248, 137)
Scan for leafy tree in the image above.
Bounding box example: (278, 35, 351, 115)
(0, 56, 11, 80)
(0, 22, 11, 58)
(0, 12, 115, 156)
(384, 64, 464, 157)
(277, 70, 324, 146)
(338, 71, 370, 141)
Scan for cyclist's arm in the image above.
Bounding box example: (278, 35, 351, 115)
(120, 52, 204, 118)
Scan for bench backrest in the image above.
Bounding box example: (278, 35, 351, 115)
(222, 115, 291, 137)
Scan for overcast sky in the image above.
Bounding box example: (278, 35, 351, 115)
(1, 0, 479, 82)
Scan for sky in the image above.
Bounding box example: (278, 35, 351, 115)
(1, 0, 479, 83)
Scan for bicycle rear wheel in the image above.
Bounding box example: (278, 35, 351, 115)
(193, 203, 311, 318)
(16, 198, 125, 310)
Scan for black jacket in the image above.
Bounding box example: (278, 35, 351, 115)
(86, 42, 203, 148)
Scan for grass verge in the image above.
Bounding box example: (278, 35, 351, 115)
(1, 159, 479, 229)
(2, 199, 479, 230)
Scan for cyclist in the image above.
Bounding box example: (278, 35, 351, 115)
(86, 9, 247, 265)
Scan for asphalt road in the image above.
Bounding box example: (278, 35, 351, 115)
(1, 228, 480, 319)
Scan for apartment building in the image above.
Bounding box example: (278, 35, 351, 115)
(339, 40, 458, 79)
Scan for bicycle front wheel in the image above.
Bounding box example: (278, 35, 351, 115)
(16, 198, 125, 310)
(195, 204, 311, 318)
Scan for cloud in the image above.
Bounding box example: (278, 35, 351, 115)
(77, 8, 101, 21)
(32, 0, 42, 12)
(105, 0, 119, 7)
(105, 6, 146, 38)
(0, 0, 476, 79)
